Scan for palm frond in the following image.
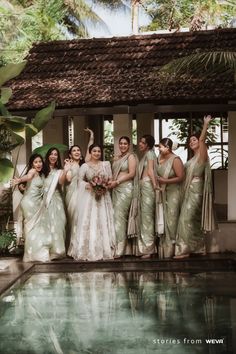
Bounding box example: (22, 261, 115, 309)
(161, 51, 236, 78)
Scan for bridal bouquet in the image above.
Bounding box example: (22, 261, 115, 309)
(89, 175, 108, 201)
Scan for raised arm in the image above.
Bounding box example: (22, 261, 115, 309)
(199, 115, 211, 162)
(84, 128, 94, 162)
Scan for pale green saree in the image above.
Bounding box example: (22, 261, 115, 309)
(175, 154, 216, 256)
(138, 149, 157, 255)
(112, 153, 139, 256)
(157, 155, 182, 259)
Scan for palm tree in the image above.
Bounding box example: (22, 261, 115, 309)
(0, 0, 111, 63)
(94, 0, 147, 34)
(161, 51, 236, 82)
(141, 0, 236, 32)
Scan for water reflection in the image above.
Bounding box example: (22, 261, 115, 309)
(0, 271, 235, 354)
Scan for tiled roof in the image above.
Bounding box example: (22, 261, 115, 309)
(8, 28, 236, 111)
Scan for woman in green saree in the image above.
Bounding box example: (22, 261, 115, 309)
(174, 115, 216, 259)
(138, 134, 158, 258)
(44, 147, 69, 260)
(157, 138, 184, 259)
(65, 128, 94, 248)
(109, 136, 138, 257)
(12, 154, 51, 262)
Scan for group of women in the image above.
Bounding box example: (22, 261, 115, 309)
(13, 115, 216, 262)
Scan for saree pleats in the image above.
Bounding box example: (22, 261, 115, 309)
(113, 181, 137, 256)
(138, 150, 157, 255)
(112, 154, 139, 256)
(138, 179, 156, 255)
(157, 156, 182, 259)
(21, 176, 51, 262)
(65, 164, 80, 248)
(175, 155, 210, 256)
(44, 170, 66, 259)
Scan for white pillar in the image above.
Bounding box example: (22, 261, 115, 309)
(228, 109, 236, 220)
(113, 114, 133, 155)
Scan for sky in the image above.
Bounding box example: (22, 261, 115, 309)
(87, 1, 150, 37)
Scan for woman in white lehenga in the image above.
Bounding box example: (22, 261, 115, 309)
(68, 144, 116, 261)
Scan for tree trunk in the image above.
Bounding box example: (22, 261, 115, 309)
(131, 1, 139, 35)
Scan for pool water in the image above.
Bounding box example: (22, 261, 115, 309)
(0, 271, 235, 354)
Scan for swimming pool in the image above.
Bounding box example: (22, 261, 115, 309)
(0, 271, 235, 354)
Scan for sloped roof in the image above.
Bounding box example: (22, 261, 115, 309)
(8, 28, 236, 111)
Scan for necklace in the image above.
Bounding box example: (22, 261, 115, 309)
(88, 161, 101, 170)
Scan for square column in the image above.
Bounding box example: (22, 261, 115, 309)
(73, 115, 90, 158)
(228, 109, 236, 220)
(43, 116, 65, 145)
(113, 114, 133, 155)
(136, 113, 155, 144)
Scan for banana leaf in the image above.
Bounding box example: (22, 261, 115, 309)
(0, 101, 10, 116)
(0, 88, 12, 104)
(25, 123, 38, 137)
(0, 61, 27, 87)
(0, 116, 26, 132)
(33, 144, 68, 158)
(11, 130, 25, 145)
(32, 101, 56, 131)
(0, 158, 14, 183)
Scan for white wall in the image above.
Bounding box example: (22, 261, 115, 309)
(228, 110, 236, 220)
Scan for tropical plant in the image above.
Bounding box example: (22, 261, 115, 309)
(0, 61, 55, 234)
(210, 147, 228, 169)
(141, 0, 236, 32)
(0, 62, 56, 183)
(168, 117, 220, 159)
(161, 51, 236, 81)
(0, 0, 111, 63)
(32, 143, 68, 157)
(0, 228, 17, 255)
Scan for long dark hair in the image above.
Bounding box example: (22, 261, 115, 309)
(68, 145, 85, 166)
(19, 154, 44, 193)
(44, 147, 62, 177)
(26, 153, 45, 176)
(142, 134, 155, 149)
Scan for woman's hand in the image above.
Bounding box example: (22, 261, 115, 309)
(84, 127, 94, 135)
(204, 115, 212, 125)
(11, 177, 21, 187)
(18, 183, 26, 194)
(156, 175, 165, 184)
(107, 180, 118, 189)
(64, 159, 72, 172)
